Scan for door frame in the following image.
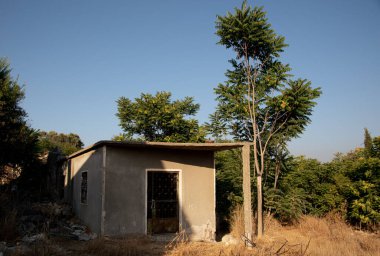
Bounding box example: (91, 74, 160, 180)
(144, 168, 183, 234)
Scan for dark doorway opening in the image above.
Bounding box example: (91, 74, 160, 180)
(147, 171, 179, 234)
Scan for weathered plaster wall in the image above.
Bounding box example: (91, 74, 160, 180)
(68, 148, 103, 234)
(104, 147, 215, 240)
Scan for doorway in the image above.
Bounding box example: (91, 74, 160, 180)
(146, 170, 180, 234)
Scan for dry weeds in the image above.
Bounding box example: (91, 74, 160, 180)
(4, 209, 380, 256)
(168, 209, 380, 256)
(229, 205, 245, 241)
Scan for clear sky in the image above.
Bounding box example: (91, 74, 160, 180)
(1, 0, 379, 162)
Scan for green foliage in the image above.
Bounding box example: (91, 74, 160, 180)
(342, 157, 380, 228)
(272, 150, 380, 229)
(214, 6, 321, 236)
(264, 141, 291, 188)
(210, 64, 321, 144)
(331, 150, 380, 227)
(212, 2, 321, 174)
(265, 188, 307, 224)
(116, 91, 205, 142)
(215, 149, 243, 220)
(0, 58, 39, 176)
(204, 112, 228, 142)
(216, 2, 287, 64)
(212, 2, 379, 232)
(214, 2, 290, 143)
(281, 157, 343, 216)
(38, 131, 83, 156)
(373, 136, 380, 158)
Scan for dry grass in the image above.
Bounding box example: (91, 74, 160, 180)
(79, 236, 165, 256)
(5, 207, 380, 256)
(168, 208, 380, 256)
(229, 205, 245, 241)
(257, 212, 379, 256)
(285, 213, 380, 256)
(166, 242, 252, 256)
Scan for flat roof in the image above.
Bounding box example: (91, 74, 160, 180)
(68, 140, 250, 159)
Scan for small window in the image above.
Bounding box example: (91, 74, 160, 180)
(81, 171, 88, 204)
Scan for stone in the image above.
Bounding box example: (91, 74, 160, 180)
(0, 241, 6, 252)
(77, 233, 91, 241)
(221, 234, 239, 245)
(21, 233, 46, 243)
(71, 224, 86, 231)
(71, 229, 83, 236)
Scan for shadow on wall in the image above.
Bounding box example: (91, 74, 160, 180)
(64, 146, 216, 241)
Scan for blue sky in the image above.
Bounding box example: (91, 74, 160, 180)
(1, 0, 379, 161)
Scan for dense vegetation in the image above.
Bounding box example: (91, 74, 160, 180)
(215, 129, 380, 231)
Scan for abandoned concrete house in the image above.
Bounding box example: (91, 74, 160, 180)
(64, 140, 246, 240)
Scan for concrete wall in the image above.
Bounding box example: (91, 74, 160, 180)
(104, 147, 215, 240)
(67, 148, 104, 234)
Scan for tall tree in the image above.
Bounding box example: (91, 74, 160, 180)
(364, 128, 373, 158)
(215, 2, 321, 237)
(0, 58, 38, 176)
(116, 91, 205, 142)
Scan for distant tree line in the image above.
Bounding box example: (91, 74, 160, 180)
(38, 131, 83, 156)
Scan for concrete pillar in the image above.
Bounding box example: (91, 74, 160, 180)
(242, 144, 252, 244)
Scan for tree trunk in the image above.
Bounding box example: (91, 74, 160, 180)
(257, 175, 263, 238)
(273, 159, 280, 190)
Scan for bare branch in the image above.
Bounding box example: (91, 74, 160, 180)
(263, 115, 289, 155)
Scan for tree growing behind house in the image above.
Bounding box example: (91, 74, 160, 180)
(214, 1, 321, 237)
(38, 131, 84, 156)
(116, 91, 205, 142)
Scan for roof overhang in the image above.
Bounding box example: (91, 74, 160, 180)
(67, 140, 251, 159)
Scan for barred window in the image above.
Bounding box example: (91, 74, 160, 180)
(81, 171, 88, 204)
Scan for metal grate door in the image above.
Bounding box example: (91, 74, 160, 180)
(147, 171, 179, 234)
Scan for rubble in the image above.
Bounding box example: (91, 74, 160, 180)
(17, 202, 96, 241)
(0, 201, 98, 255)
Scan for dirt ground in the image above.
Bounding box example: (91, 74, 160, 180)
(1, 201, 379, 256)
(5, 220, 380, 256)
